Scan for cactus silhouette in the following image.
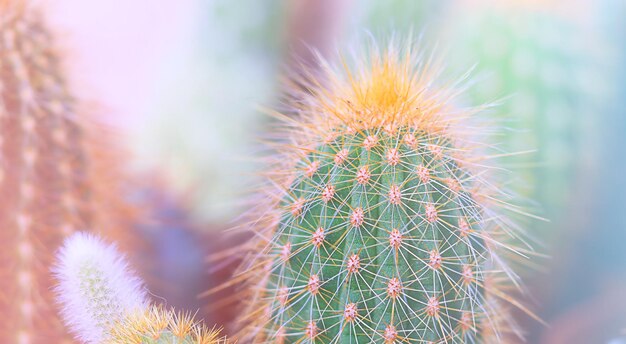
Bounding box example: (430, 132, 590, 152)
(235, 43, 531, 343)
(0, 2, 139, 342)
(54, 232, 228, 344)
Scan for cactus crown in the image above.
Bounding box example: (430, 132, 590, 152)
(288, 45, 458, 137)
(236, 42, 529, 343)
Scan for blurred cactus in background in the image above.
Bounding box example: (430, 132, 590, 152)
(441, 1, 601, 245)
(236, 42, 533, 343)
(0, 1, 140, 342)
(54, 232, 228, 344)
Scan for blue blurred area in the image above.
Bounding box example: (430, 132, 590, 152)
(541, 0, 626, 340)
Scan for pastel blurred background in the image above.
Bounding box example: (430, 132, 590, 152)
(45, 0, 626, 342)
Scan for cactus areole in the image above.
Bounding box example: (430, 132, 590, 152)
(238, 44, 526, 343)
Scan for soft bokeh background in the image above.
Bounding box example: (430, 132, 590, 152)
(46, 0, 625, 342)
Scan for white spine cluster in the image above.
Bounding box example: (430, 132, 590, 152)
(53, 232, 148, 344)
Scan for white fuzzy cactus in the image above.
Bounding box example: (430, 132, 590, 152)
(53, 233, 229, 344)
(53, 232, 148, 344)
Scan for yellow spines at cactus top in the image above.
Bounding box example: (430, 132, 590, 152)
(0, 2, 140, 343)
(107, 306, 228, 344)
(234, 41, 537, 343)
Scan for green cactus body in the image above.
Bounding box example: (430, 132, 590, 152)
(256, 124, 493, 343)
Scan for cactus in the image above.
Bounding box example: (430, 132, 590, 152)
(54, 232, 228, 344)
(0, 2, 140, 342)
(236, 43, 529, 343)
(54, 232, 148, 343)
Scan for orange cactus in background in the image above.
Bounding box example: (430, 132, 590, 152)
(0, 1, 140, 342)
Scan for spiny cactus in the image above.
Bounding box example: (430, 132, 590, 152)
(0, 2, 140, 342)
(236, 43, 530, 343)
(54, 232, 228, 344)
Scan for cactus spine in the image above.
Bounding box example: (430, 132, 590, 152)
(0, 2, 139, 342)
(236, 44, 528, 343)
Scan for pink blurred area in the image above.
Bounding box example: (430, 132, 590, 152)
(45, 0, 198, 131)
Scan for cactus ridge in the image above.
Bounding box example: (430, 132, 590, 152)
(235, 43, 529, 343)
